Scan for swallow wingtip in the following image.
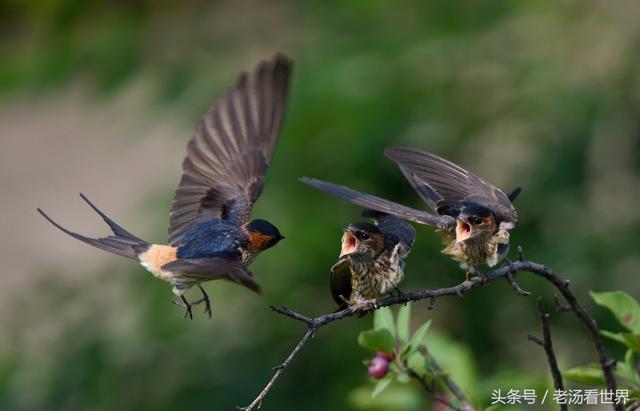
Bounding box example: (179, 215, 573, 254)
(384, 146, 418, 158)
(384, 147, 402, 160)
(274, 52, 293, 66)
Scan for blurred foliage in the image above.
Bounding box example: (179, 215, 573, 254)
(2, 0, 640, 410)
(352, 305, 548, 410)
(564, 291, 640, 406)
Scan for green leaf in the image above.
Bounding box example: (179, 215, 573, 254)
(625, 349, 635, 372)
(374, 307, 396, 337)
(397, 303, 411, 343)
(615, 360, 640, 386)
(408, 320, 431, 353)
(590, 291, 640, 333)
(396, 372, 410, 384)
(622, 333, 640, 353)
(358, 328, 395, 353)
(406, 351, 428, 377)
(348, 384, 422, 410)
(600, 330, 640, 353)
(563, 364, 606, 386)
(398, 342, 411, 360)
(371, 376, 393, 398)
(601, 329, 627, 345)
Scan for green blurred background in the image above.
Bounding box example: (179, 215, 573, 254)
(2, 0, 639, 410)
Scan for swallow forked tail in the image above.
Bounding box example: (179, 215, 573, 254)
(37, 194, 150, 260)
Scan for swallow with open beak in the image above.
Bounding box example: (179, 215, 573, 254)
(301, 147, 520, 280)
(330, 211, 416, 311)
(38, 54, 292, 319)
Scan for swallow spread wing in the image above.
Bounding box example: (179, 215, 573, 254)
(302, 146, 520, 275)
(169, 53, 292, 245)
(38, 54, 293, 319)
(385, 147, 518, 225)
(299, 177, 451, 229)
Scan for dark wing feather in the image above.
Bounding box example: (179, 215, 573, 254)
(385, 148, 518, 224)
(330, 258, 352, 307)
(299, 177, 450, 229)
(169, 54, 293, 245)
(161, 258, 260, 293)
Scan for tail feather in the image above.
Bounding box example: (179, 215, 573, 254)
(507, 187, 522, 203)
(38, 194, 149, 260)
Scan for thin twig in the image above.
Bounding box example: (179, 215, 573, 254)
(626, 402, 640, 411)
(239, 257, 622, 411)
(527, 335, 544, 346)
(269, 305, 314, 326)
(505, 258, 531, 296)
(529, 297, 567, 411)
(554, 295, 571, 313)
(236, 327, 316, 411)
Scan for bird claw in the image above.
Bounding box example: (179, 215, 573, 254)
(172, 298, 193, 320)
(192, 285, 213, 319)
(475, 271, 490, 284)
(349, 299, 379, 313)
(191, 298, 212, 318)
(393, 286, 408, 304)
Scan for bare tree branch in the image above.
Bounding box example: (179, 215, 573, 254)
(238, 256, 622, 411)
(528, 297, 567, 411)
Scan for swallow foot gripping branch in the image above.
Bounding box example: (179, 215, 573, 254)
(393, 286, 409, 304)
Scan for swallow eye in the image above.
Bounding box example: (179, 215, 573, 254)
(469, 216, 483, 225)
(357, 231, 370, 241)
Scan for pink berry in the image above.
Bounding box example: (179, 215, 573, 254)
(376, 351, 394, 361)
(368, 356, 389, 379)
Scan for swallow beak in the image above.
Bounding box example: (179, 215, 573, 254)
(340, 230, 358, 257)
(455, 218, 472, 243)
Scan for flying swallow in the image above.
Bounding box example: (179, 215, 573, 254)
(330, 211, 415, 311)
(301, 147, 520, 280)
(38, 54, 292, 319)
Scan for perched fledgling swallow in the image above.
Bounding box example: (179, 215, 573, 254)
(330, 211, 415, 311)
(38, 54, 292, 319)
(301, 147, 520, 280)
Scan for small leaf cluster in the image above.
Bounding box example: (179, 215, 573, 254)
(357, 303, 445, 400)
